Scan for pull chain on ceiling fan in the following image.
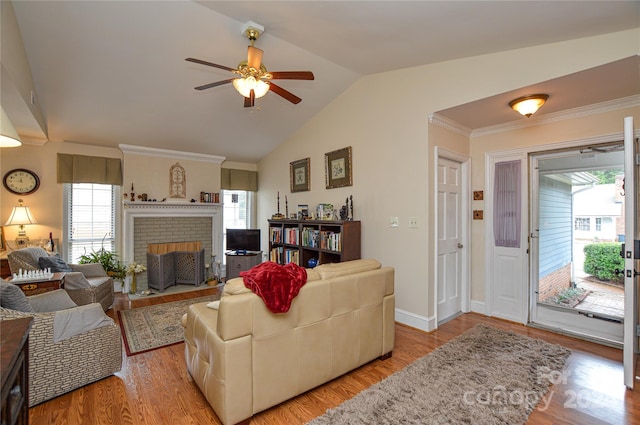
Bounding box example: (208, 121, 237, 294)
(186, 21, 314, 108)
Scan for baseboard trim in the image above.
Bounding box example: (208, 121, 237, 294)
(470, 300, 486, 315)
(395, 308, 437, 332)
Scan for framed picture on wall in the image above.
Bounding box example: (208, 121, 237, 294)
(325, 146, 352, 189)
(290, 158, 310, 192)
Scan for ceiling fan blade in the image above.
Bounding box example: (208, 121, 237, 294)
(269, 71, 314, 80)
(268, 82, 302, 104)
(194, 78, 234, 91)
(185, 57, 235, 73)
(244, 90, 255, 108)
(247, 46, 263, 69)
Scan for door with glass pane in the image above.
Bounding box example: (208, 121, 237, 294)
(530, 143, 625, 344)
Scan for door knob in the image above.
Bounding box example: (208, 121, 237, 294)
(457, 243, 463, 249)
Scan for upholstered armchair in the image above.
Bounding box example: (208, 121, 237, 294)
(7, 247, 114, 311)
(0, 281, 122, 406)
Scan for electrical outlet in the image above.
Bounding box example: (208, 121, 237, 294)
(390, 217, 399, 227)
(409, 217, 419, 228)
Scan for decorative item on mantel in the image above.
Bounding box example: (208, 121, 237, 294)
(170, 162, 186, 198)
(271, 191, 284, 219)
(125, 261, 147, 295)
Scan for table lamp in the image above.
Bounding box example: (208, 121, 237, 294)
(5, 199, 38, 246)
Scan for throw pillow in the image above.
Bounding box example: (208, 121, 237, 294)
(0, 281, 35, 312)
(38, 255, 73, 272)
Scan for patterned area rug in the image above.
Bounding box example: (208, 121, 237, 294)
(307, 324, 572, 425)
(117, 294, 220, 356)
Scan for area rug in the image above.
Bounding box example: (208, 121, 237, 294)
(307, 324, 571, 425)
(117, 294, 220, 356)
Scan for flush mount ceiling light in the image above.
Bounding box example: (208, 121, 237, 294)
(509, 94, 549, 118)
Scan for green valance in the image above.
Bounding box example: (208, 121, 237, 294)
(57, 153, 123, 185)
(220, 168, 258, 191)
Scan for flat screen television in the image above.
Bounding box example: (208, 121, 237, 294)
(226, 228, 261, 253)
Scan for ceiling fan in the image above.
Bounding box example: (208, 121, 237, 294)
(186, 22, 314, 108)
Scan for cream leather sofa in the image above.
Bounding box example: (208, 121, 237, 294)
(183, 259, 395, 425)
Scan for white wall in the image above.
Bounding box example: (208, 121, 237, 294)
(257, 29, 640, 331)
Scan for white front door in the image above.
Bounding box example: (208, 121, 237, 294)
(437, 157, 463, 322)
(623, 116, 638, 389)
(486, 154, 528, 324)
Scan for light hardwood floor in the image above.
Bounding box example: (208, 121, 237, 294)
(28, 289, 640, 425)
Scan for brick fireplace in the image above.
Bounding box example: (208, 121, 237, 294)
(122, 201, 222, 290)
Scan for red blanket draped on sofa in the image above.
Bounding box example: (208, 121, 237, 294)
(240, 261, 307, 313)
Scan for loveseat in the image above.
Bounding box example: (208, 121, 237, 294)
(183, 259, 395, 425)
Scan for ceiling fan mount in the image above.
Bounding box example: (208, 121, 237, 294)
(186, 21, 314, 108)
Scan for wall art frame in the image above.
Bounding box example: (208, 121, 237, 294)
(290, 158, 310, 192)
(325, 146, 352, 189)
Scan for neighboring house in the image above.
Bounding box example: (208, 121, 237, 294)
(573, 183, 623, 242)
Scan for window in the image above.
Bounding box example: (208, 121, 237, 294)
(574, 217, 590, 231)
(222, 190, 255, 261)
(595, 217, 602, 232)
(64, 183, 119, 263)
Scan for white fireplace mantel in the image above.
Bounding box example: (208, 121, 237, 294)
(122, 201, 222, 264)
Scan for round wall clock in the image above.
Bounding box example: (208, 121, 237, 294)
(3, 168, 40, 195)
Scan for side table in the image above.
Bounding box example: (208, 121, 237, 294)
(0, 258, 10, 280)
(7, 272, 65, 296)
(1, 317, 32, 425)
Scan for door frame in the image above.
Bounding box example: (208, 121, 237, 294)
(485, 131, 640, 328)
(528, 143, 625, 345)
(434, 147, 471, 325)
(622, 116, 638, 389)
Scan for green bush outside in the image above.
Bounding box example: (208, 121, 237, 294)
(583, 242, 624, 282)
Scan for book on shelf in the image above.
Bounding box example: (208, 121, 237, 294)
(302, 227, 320, 248)
(284, 227, 300, 245)
(284, 249, 299, 265)
(320, 231, 341, 251)
(270, 246, 284, 263)
(269, 227, 283, 243)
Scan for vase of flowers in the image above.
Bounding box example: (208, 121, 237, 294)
(126, 261, 147, 294)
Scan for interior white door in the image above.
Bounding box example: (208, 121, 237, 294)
(623, 116, 638, 389)
(437, 157, 462, 322)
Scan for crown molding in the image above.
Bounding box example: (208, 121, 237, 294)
(119, 144, 225, 164)
(472, 95, 640, 138)
(428, 113, 471, 137)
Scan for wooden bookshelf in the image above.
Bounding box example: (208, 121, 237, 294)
(268, 219, 361, 266)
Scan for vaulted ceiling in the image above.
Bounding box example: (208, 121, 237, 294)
(4, 1, 640, 162)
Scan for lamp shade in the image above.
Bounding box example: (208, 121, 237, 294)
(233, 77, 270, 99)
(0, 107, 22, 148)
(5, 201, 38, 226)
(509, 94, 549, 118)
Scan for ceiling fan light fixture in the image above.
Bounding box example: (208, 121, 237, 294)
(509, 94, 549, 118)
(233, 77, 269, 99)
